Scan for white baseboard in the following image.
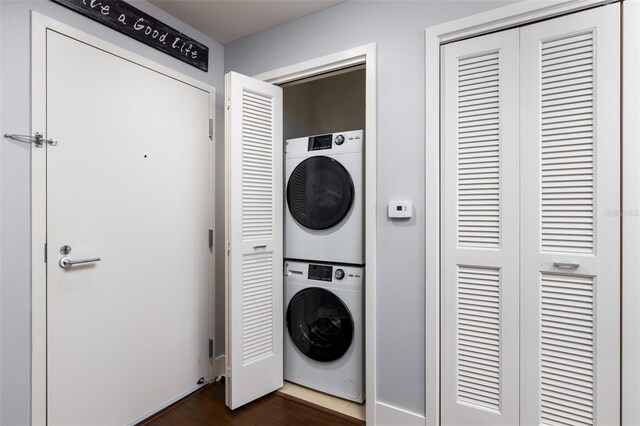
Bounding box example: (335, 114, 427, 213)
(214, 354, 226, 378)
(375, 401, 425, 426)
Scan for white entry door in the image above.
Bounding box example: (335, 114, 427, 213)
(46, 30, 213, 425)
(225, 71, 283, 409)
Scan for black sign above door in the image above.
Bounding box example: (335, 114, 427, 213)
(51, 0, 209, 72)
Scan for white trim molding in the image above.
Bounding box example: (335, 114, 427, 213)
(30, 12, 216, 424)
(31, 10, 47, 426)
(433, 0, 616, 44)
(425, 1, 622, 425)
(254, 43, 377, 425)
(253, 44, 371, 86)
(375, 401, 425, 426)
(622, 1, 640, 425)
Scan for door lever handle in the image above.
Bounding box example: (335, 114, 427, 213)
(59, 256, 101, 269)
(553, 262, 580, 270)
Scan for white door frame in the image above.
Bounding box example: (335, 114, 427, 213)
(30, 12, 216, 424)
(254, 43, 377, 424)
(621, 2, 640, 424)
(425, 1, 633, 425)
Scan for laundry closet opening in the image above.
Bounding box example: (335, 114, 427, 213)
(224, 48, 375, 419)
(280, 65, 367, 420)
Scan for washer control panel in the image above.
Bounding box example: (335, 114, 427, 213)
(305, 264, 362, 282)
(308, 264, 333, 282)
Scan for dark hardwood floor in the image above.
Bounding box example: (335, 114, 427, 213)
(141, 382, 364, 426)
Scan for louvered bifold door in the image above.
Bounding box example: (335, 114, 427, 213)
(520, 5, 620, 425)
(441, 29, 520, 426)
(225, 71, 283, 410)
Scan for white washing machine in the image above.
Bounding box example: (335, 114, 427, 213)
(284, 260, 365, 403)
(285, 130, 364, 265)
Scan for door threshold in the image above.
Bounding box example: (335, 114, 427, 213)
(276, 381, 365, 423)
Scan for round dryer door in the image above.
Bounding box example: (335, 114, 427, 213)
(287, 287, 354, 362)
(287, 156, 355, 230)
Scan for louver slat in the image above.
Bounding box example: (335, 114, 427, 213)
(242, 90, 274, 240)
(540, 273, 594, 426)
(541, 32, 594, 253)
(457, 266, 501, 412)
(458, 51, 501, 248)
(242, 253, 273, 365)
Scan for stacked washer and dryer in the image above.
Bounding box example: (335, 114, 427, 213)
(284, 130, 365, 403)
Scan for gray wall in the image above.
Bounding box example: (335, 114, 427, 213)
(0, 2, 3, 422)
(225, 0, 511, 415)
(0, 1, 224, 424)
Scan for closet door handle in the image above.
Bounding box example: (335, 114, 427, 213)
(553, 262, 580, 270)
(253, 244, 267, 249)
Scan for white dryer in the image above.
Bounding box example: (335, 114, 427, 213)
(285, 130, 363, 265)
(284, 260, 365, 403)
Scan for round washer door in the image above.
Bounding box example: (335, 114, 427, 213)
(287, 287, 354, 362)
(287, 156, 354, 230)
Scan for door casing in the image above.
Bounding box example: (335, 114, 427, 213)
(426, 1, 634, 425)
(253, 43, 377, 424)
(30, 12, 216, 424)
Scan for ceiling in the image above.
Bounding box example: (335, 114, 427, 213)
(149, 0, 346, 45)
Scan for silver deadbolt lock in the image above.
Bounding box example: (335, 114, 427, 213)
(60, 245, 72, 255)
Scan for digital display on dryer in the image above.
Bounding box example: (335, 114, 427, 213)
(308, 134, 333, 151)
(308, 264, 333, 282)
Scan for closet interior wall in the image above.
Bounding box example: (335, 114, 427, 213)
(283, 68, 365, 141)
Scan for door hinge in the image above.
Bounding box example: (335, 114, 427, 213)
(209, 229, 213, 249)
(209, 339, 213, 358)
(208, 118, 213, 140)
(44, 243, 47, 263)
(226, 98, 230, 111)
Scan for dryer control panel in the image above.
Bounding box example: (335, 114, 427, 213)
(286, 130, 363, 157)
(308, 134, 334, 151)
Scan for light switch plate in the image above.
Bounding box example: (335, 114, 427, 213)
(388, 201, 412, 218)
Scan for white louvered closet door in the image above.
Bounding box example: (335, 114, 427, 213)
(441, 29, 520, 426)
(520, 5, 620, 425)
(225, 71, 283, 410)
